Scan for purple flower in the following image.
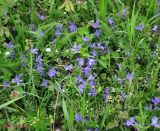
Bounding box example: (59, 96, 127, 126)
(126, 72, 133, 80)
(108, 18, 114, 25)
(12, 74, 23, 86)
(6, 41, 13, 48)
(135, 25, 144, 31)
(82, 66, 91, 76)
(92, 50, 98, 57)
(75, 114, 82, 122)
(71, 44, 80, 53)
(90, 43, 96, 49)
(151, 97, 160, 106)
(64, 64, 73, 71)
(55, 25, 63, 36)
(151, 116, 160, 128)
(94, 128, 99, 131)
(94, 29, 101, 37)
(48, 68, 57, 78)
(3, 81, 10, 89)
(10, 50, 15, 59)
(41, 80, 49, 88)
(89, 81, 96, 87)
(126, 117, 135, 127)
(92, 20, 99, 28)
(88, 74, 95, 81)
(30, 48, 38, 54)
(69, 22, 77, 32)
(87, 58, 96, 67)
(79, 84, 86, 93)
(77, 58, 85, 66)
(122, 8, 127, 17)
(36, 66, 45, 76)
(82, 36, 89, 42)
(104, 87, 110, 94)
(158, 0, 160, 5)
(96, 43, 105, 50)
(117, 63, 122, 70)
(152, 25, 158, 31)
(121, 93, 126, 101)
(55, 24, 63, 31)
(35, 55, 43, 65)
(88, 88, 96, 96)
(37, 12, 45, 20)
(35, 55, 45, 76)
(76, 75, 85, 84)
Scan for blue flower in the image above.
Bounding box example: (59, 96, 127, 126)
(41, 80, 49, 88)
(151, 116, 160, 128)
(37, 12, 45, 20)
(35, 55, 43, 65)
(135, 25, 144, 31)
(122, 8, 127, 17)
(104, 87, 110, 94)
(82, 66, 91, 76)
(75, 114, 82, 122)
(10, 50, 15, 59)
(126, 72, 133, 80)
(152, 25, 158, 31)
(117, 63, 122, 70)
(87, 58, 96, 67)
(87, 88, 96, 96)
(64, 64, 73, 71)
(12, 74, 23, 86)
(36, 66, 45, 76)
(76, 75, 85, 84)
(126, 117, 135, 127)
(71, 44, 80, 53)
(92, 20, 99, 28)
(48, 68, 57, 78)
(94, 29, 101, 37)
(78, 84, 86, 93)
(55, 25, 63, 36)
(121, 93, 126, 101)
(3, 81, 10, 89)
(82, 36, 89, 42)
(88, 74, 95, 81)
(92, 50, 98, 57)
(90, 43, 96, 49)
(151, 97, 160, 106)
(77, 58, 85, 66)
(69, 22, 77, 32)
(108, 18, 114, 25)
(103, 87, 110, 101)
(6, 41, 13, 48)
(30, 48, 38, 54)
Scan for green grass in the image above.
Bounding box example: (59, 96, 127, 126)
(0, 0, 160, 130)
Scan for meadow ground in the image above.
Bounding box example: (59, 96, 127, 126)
(0, 0, 160, 130)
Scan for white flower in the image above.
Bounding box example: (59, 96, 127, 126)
(5, 52, 10, 56)
(66, 50, 69, 52)
(46, 48, 51, 52)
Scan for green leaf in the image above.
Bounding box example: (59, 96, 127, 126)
(0, 96, 26, 110)
(0, 0, 17, 16)
(97, 59, 108, 70)
(62, 99, 74, 130)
